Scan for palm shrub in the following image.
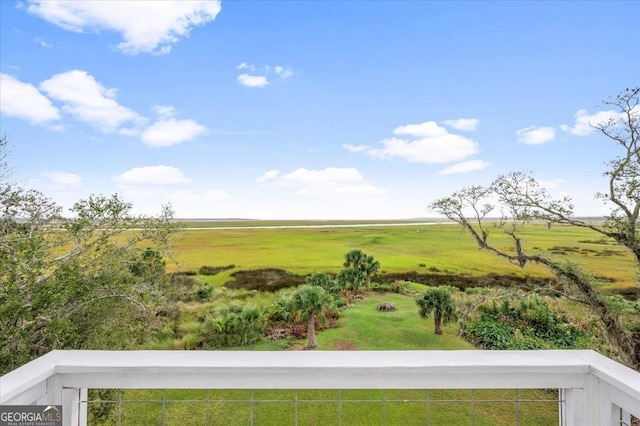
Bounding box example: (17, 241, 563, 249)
(416, 287, 458, 335)
(289, 285, 333, 349)
(200, 305, 266, 348)
(343, 249, 380, 290)
(306, 272, 339, 293)
(336, 267, 367, 293)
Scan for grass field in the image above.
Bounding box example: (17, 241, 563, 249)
(92, 293, 557, 425)
(169, 222, 637, 291)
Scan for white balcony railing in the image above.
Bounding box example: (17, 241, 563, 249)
(1, 350, 639, 426)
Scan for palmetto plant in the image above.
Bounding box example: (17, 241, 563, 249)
(416, 287, 457, 335)
(289, 285, 332, 349)
(343, 249, 380, 290)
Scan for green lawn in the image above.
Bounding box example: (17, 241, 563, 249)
(314, 293, 473, 350)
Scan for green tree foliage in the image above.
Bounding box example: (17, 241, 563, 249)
(416, 287, 457, 335)
(0, 138, 181, 374)
(289, 285, 332, 349)
(343, 249, 380, 290)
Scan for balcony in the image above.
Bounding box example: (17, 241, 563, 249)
(1, 350, 639, 425)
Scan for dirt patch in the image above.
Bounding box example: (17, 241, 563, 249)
(225, 268, 305, 291)
(333, 339, 357, 350)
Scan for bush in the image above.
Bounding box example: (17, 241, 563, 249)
(465, 296, 583, 350)
(200, 305, 266, 348)
(160, 273, 201, 301)
(466, 316, 512, 349)
(225, 269, 305, 291)
(306, 272, 339, 293)
(196, 284, 213, 300)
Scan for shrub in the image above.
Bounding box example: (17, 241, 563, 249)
(200, 305, 266, 348)
(306, 272, 340, 293)
(466, 316, 512, 349)
(161, 273, 201, 302)
(196, 284, 213, 300)
(465, 296, 583, 350)
(225, 269, 305, 291)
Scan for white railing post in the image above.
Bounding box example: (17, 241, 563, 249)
(561, 388, 586, 426)
(43, 373, 63, 405)
(61, 387, 86, 426)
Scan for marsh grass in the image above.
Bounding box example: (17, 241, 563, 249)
(170, 223, 636, 291)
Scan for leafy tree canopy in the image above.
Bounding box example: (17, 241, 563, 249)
(0, 137, 181, 373)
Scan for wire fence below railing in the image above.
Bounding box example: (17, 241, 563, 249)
(84, 388, 562, 425)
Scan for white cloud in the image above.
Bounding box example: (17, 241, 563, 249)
(34, 37, 53, 48)
(40, 170, 82, 189)
(40, 70, 142, 132)
(26, 0, 221, 55)
(236, 62, 255, 71)
(438, 159, 489, 175)
(442, 118, 479, 131)
(561, 109, 623, 136)
(367, 121, 479, 164)
(236, 63, 293, 88)
(516, 125, 556, 145)
(274, 66, 293, 79)
(342, 144, 369, 153)
(113, 165, 191, 186)
(237, 73, 269, 88)
(258, 167, 385, 197)
(152, 104, 177, 119)
(256, 170, 280, 183)
(393, 121, 448, 138)
(140, 118, 207, 147)
(0, 73, 60, 124)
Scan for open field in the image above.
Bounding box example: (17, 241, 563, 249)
(169, 221, 637, 291)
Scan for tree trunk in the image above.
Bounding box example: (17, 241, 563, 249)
(306, 315, 317, 349)
(434, 314, 443, 335)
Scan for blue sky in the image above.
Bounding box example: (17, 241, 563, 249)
(1, 1, 638, 219)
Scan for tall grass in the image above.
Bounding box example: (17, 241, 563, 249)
(170, 223, 636, 290)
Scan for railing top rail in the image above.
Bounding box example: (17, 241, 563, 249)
(2, 350, 639, 402)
